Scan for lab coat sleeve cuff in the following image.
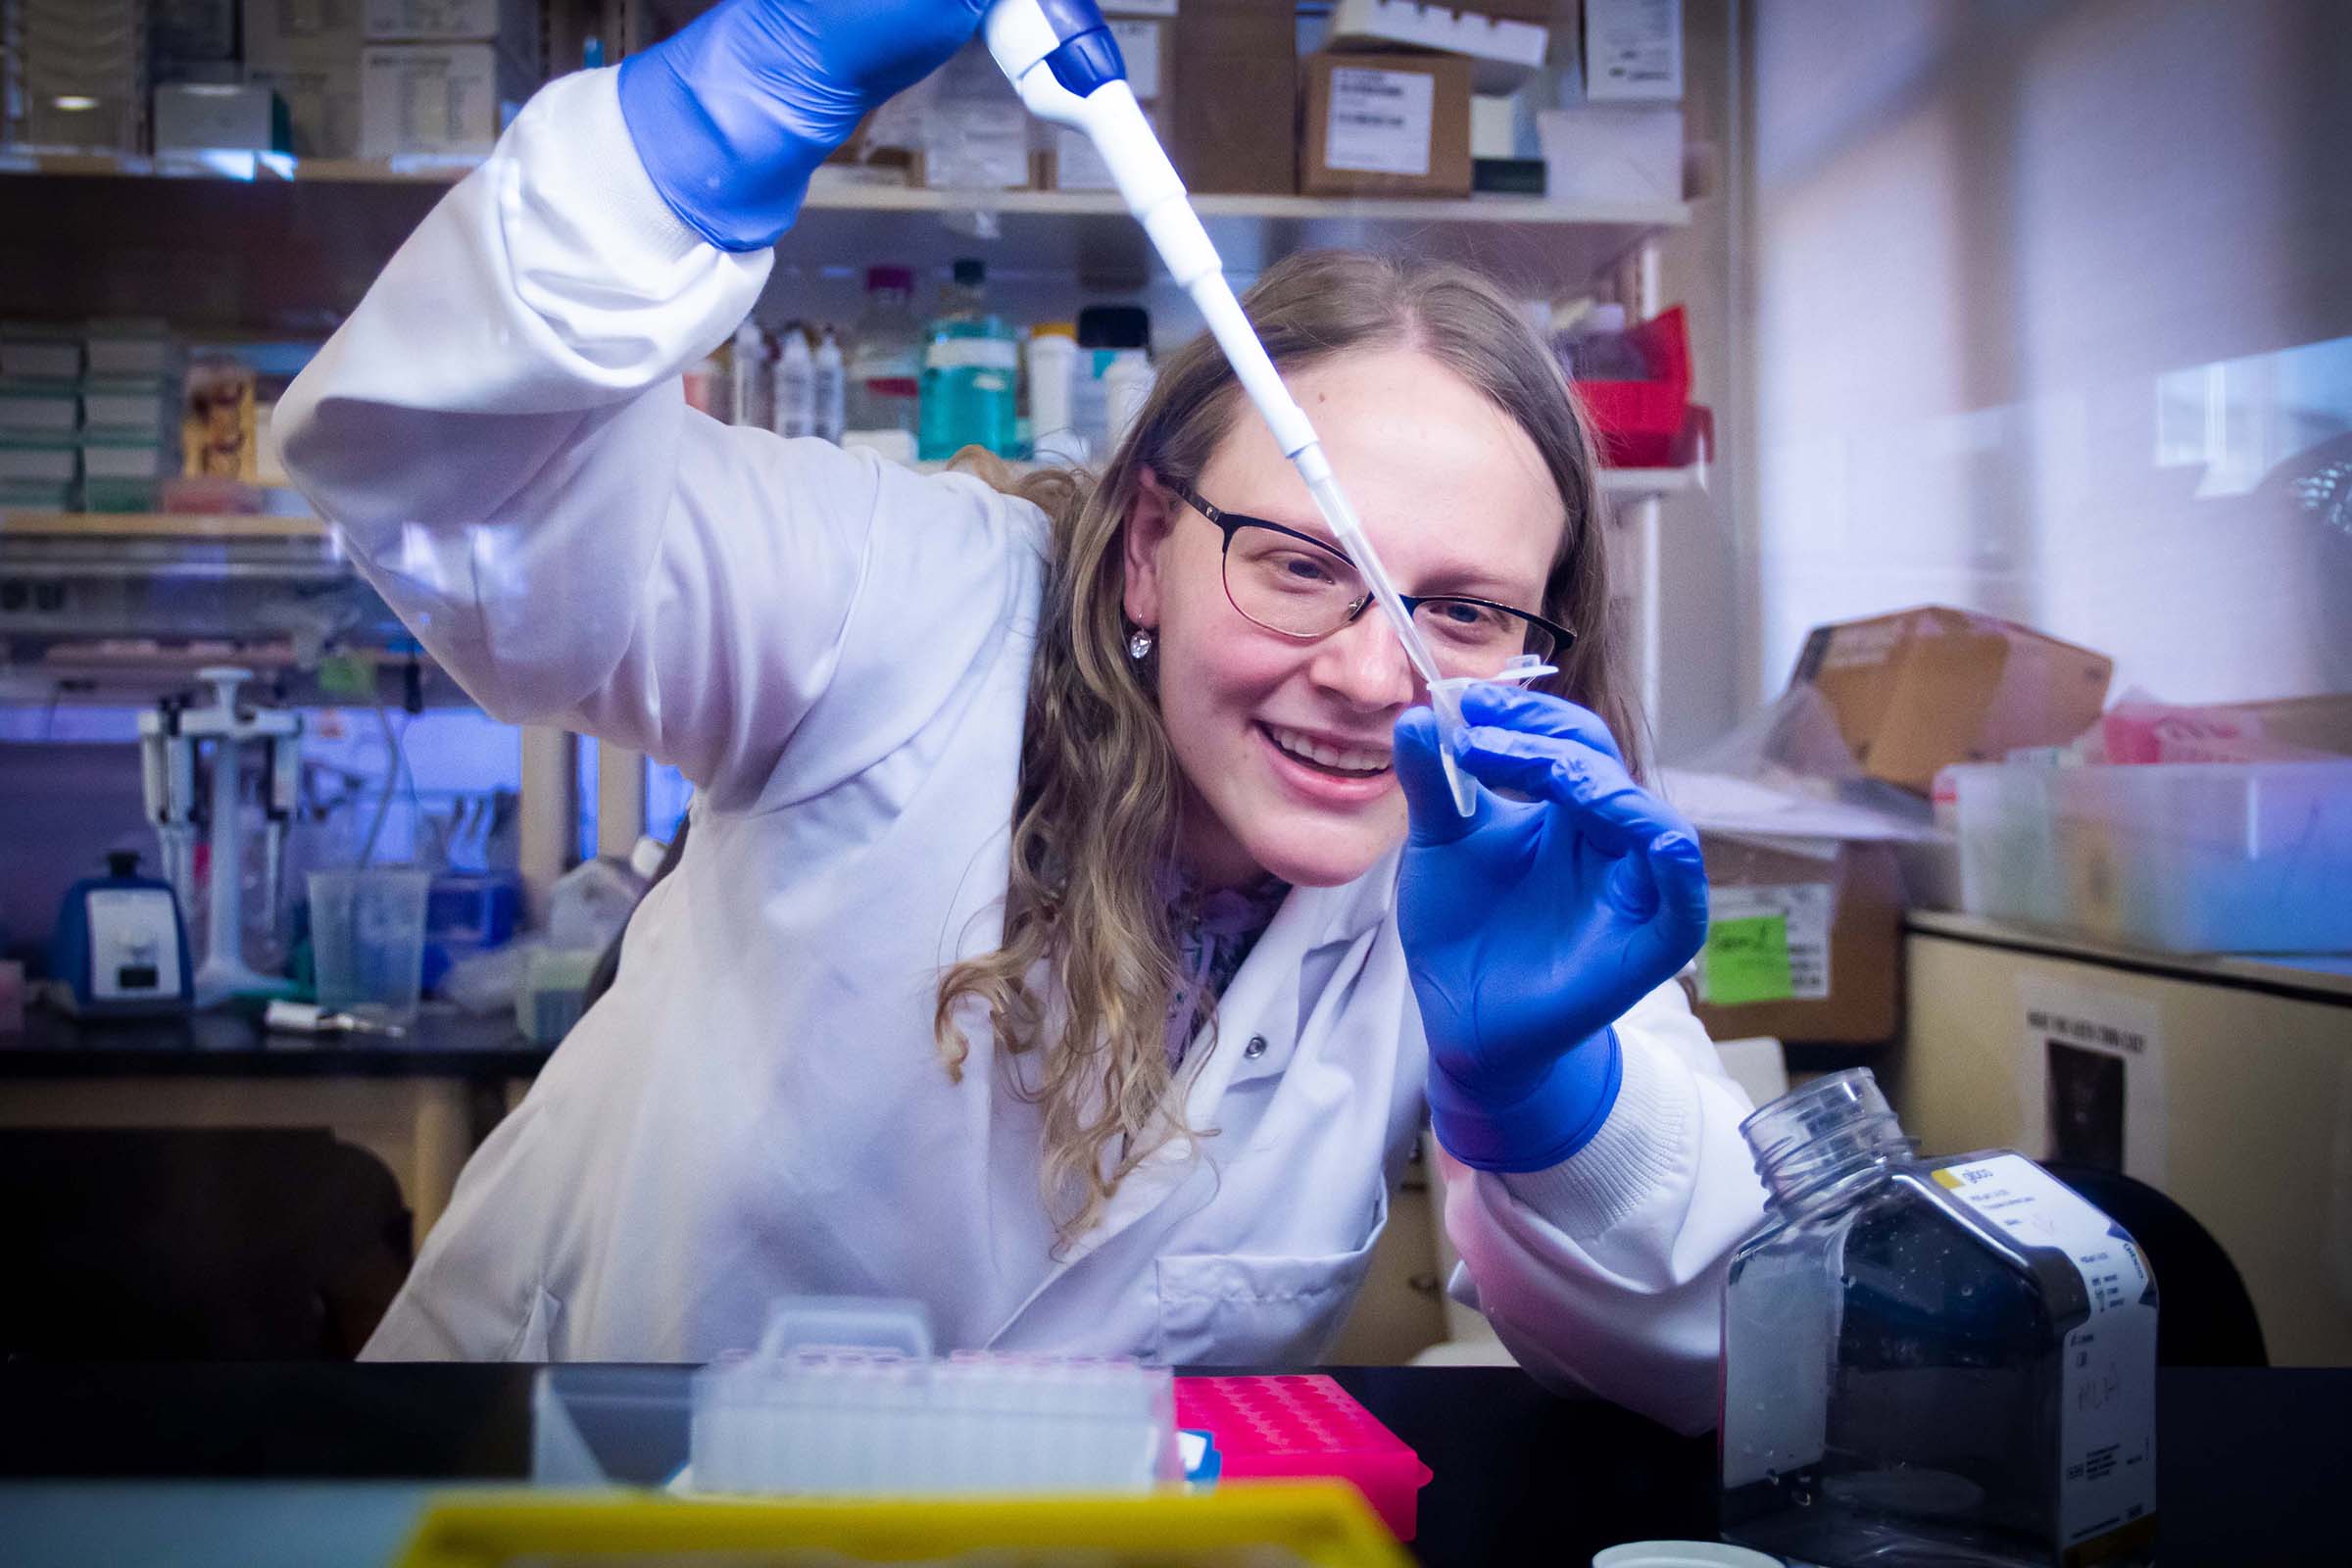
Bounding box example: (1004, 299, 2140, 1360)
(1495, 1022, 1692, 1245)
(527, 67, 718, 271)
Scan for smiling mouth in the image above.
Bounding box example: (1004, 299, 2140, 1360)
(1260, 723, 1393, 779)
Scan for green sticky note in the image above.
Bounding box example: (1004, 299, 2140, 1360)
(1704, 913, 1795, 1005)
(318, 653, 373, 699)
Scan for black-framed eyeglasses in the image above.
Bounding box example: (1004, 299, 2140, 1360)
(1170, 481, 1577, 679)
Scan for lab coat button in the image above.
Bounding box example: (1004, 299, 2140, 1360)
(1244, 1034, 1268, 1059)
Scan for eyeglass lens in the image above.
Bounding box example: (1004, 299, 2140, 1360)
(1221, 526, 1555, 678)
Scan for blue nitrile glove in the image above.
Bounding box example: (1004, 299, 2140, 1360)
(617, 0, 985, 251)
(1395, 684, 1710, 1173)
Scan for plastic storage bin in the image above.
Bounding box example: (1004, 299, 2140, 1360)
(1950, 760, 2352, 953)
(1564, 306, 1705, 469)
(1173, 1376, 1432, 1543)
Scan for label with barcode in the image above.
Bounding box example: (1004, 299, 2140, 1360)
(1324, 68, 1435, 177)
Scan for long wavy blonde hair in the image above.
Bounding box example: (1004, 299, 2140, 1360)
(936, 250, 1638, 1247)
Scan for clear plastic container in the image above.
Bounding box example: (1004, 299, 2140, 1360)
(307, 867, 430, 1022)
(1720, 1070, 2158, 1568)
(685, 1298, 1179, 1497)
(918, 259, 1020, 461)
(1949, 760, 2352, 952)
(846, 266, 922, 436)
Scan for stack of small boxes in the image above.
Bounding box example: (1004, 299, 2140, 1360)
(153, 0, 286, 156)
(0, 322, 177, 514)
(359, 0, 539, 163)
(4, 0, 149, 153)
(243, 0, 364, 159)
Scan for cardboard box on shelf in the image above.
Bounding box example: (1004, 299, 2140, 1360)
(246, 61, 363, 158)
(908, 37, 1036, 192)
(1301, 50, 1472, 198)
(1584, 0, 1682, 101)
(1690, 835, 1903, 1047)
(243, 0, 363, 71)
(1537, 102, 1682, 203)
(1791, 607, 2114, 794)
(1171, 0, 1296, 194)
(362, 0, 542, 75)
(154, 81, 286, 153)
(2216, 694, 2352, 757)
(914, 103, 1036, 191)
(244, 0, 364, 155)
(360, 41, 528, 159)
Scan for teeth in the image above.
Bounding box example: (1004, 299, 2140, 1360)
(1270, 726, 1391, 775)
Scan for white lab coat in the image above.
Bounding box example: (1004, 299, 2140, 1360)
(278, 68, 1767, 1435)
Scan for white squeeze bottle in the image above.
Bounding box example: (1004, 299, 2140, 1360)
(773, 324, 815, 440)
(1026, 321, 1080, 464)
(1102, 347, 1154, 453)
(730, 319, 773, 430)
(813, 327, 847, 444)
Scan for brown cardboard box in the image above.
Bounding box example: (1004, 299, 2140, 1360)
(2211, 694, 2352, 757)
(1302, 51, 1473, 197)
(1690, 836, 1903, 1046)
(1171, 0, 1297, 194)
(1791, 607, 2113, 794)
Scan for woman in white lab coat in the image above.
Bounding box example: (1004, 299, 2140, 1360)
(277, 0, 1766, 1435)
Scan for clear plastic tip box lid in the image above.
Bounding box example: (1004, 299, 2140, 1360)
(686, 1298, 1180, 1496)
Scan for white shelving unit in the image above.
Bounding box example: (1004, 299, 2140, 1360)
(1, 144, 1702, 883)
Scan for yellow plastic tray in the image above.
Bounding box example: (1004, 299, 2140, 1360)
(394, 1482, 1415, 1567)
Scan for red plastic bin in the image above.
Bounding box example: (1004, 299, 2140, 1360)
(1173, 1375, 1434, 1542)
(1572, 306, 1709, 469)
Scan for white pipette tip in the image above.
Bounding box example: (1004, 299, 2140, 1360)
(1428, 656, 1558, 817)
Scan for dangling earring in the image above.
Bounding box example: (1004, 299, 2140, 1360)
(1128, 628, 1155, 661)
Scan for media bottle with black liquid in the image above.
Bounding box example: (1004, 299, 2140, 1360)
(1720, 1070, 2157, 1568)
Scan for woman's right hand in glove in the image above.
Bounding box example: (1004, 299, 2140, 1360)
(618, 0, 985, 252)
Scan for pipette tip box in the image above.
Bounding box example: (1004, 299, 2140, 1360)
(1173, 1375, 1433, 1542)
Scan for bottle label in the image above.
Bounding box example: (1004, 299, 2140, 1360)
(1934, 1154, 2159, 1562)
(925, 338, 1019, 372)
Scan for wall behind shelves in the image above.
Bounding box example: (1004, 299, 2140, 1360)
(1746, 0, 2352, 705)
